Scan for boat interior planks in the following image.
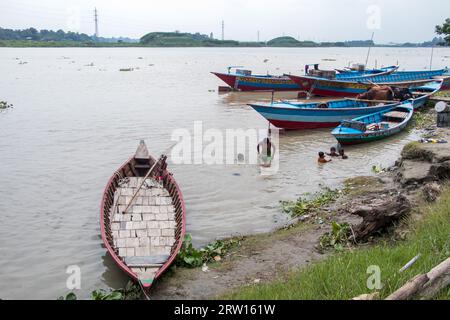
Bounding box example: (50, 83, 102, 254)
(109, 177, 176, 282)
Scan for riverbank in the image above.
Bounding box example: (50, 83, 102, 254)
(224, 187, 450, 300)
(150, 105, 450, 300)
(0, 39, 446, 48)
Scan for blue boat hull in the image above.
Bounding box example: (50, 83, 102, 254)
(249, 100, 398, 130)
(289, 69, 448, 97)
(331, 104, 414, 145)
(248, 80, 440, 130)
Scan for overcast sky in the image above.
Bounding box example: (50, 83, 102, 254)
(0, 0, 448, 43)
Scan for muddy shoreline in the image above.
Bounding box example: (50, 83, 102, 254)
(146, 104, 450, 300)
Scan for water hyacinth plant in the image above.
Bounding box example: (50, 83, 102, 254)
(319, 221, 352, 251)
(176, 234, 241, 268)
(0, 101, 13, 110)
(280, 186, 342, 218)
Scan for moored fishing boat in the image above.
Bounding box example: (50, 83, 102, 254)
(331, 103, 414, 145)
(289, 68, 448, 97)
(305, 64, 398, 79)
(248, 80, 441, 130)
(434, 75, 450, 90)
(211, 68, 300, 91)
(248, 99, 400, 130)
(100, 141, 186, 290)
(335, 63, 398, 75)
(211, 65, 398, 92)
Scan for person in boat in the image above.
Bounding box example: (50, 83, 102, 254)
(318, 152, 332, 163)
(339, 148, 348, 159)
(327, 147, 339, 157)
(257, 130, 276, 166)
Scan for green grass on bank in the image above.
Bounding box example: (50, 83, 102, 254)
(435, 90, 450, 98)
(224, 187, 450, 300)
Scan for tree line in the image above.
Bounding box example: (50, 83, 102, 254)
(0, 27, 93, 42)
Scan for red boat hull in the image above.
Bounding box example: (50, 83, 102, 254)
(100, 156, 186, 290)
(211, 72, 301, 91)
(212, 72, 237, 88)
(268, 119, 340, 130)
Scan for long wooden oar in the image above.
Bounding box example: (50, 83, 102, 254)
(122, 157, 161, 214)
(122, 143, 177, 214)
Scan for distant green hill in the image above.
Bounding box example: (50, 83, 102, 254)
(1, 27, 444, 48)
(267, 36, 300, 47)
(266, 36, 319, 47)
(140, 32, 262, 47)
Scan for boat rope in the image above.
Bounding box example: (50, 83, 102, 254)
(307, 80, 316, 99)
(137, 280, 151, 300)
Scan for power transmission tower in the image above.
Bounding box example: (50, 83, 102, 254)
(221, 20, 224, 40)
(94, 8, 99, 38)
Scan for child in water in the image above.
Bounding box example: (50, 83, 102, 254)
(318, 152, 332, 163)
(339, 149, 348, 159)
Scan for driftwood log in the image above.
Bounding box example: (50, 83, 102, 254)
(352, 292, 380, 300)
(348, 194, 411, 242)
(386, 257, 450, 300)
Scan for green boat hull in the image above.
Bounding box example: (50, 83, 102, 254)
(336, 133, 395, 145)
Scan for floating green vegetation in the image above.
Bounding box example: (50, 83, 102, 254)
(0, 101, 13, 110)
(57, 292, 77, 300)
(58, 281, 143, 300)
(319, 221, 352, 251)
(176, 234, 242, 268)
(371, 164, 386, 174)
(280, 186, 342, 218)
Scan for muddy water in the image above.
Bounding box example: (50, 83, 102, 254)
(0, 47, 449, 299)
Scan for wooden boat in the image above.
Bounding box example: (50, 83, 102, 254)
(248, 81, 441, 130)
(434, 75, 450, 90)
(248, 99, 400, 130)
(211, 69, 300, 92)
(211, 65, 398, 92)
(100, 141, 186, 289)
(335, 64, 398, 75)
(288, 68, 448, 97)
(305, 64, 398, 79)
(331, 103, 414, 145)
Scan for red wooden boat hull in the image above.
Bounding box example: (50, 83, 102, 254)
(268, 119, 340, 130)
(100, 155, 186, 289)
(211, 72, 301, 91)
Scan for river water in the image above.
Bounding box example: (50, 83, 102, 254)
(0, 47, 449, 299)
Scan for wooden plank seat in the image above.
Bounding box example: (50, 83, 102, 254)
(382, 121, 398, 128)
(134, 164, 151, 170)
(124, 255, 170, 267)
(382, 111, 408, 119)
(410, 91, 428, 95)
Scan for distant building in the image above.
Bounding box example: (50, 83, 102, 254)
(210, 32, 214, 39)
